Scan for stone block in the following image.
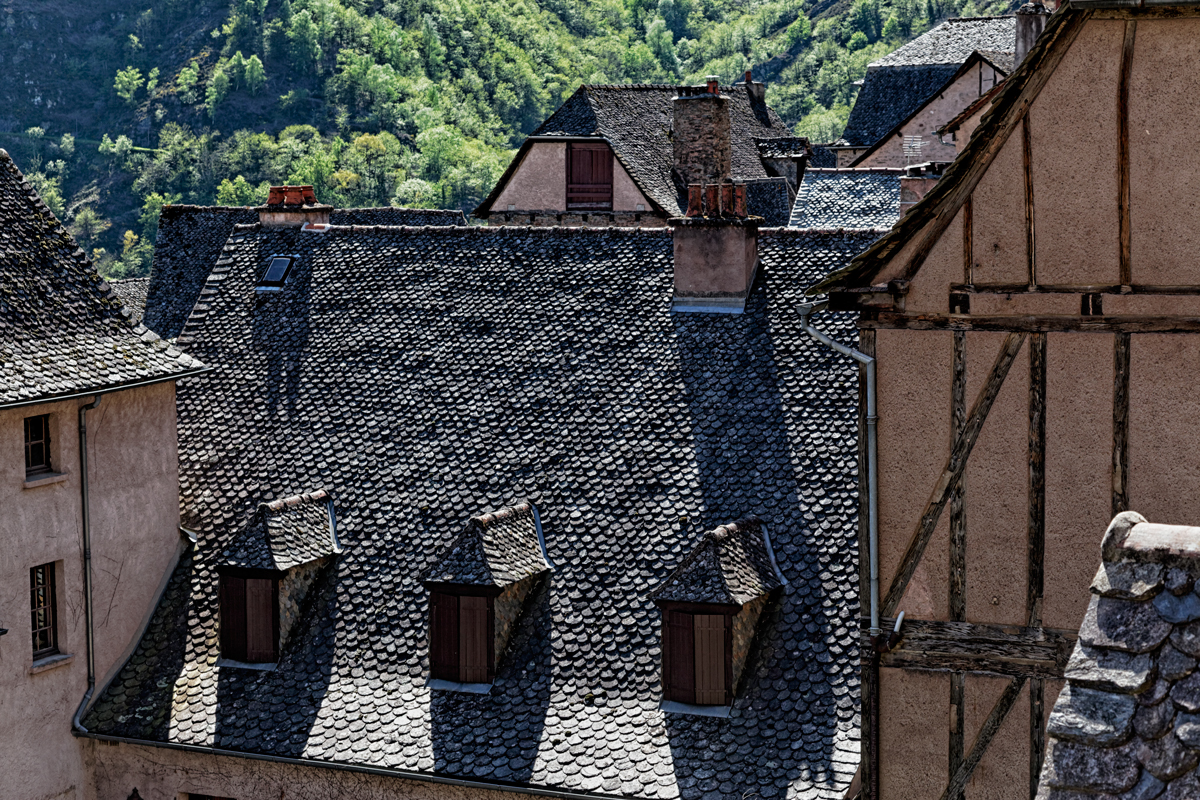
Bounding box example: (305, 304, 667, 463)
(1091, 562, 1164, 601)
(1080, 595, 1172, 654)
(1065, 643, 1155, 694)
(1046, 685, 1137, 745)
(1045, 740, 1140, 793)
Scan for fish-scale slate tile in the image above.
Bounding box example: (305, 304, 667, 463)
(221, 490, 338, 571)
(838, 18, 1015, 149)
(0, 149, 203, 406)
(789, 170, 903, 230)
(425, 502, 551, 586)
(520, 84, 793, 217)
(108, 276, 150, 322)
(651, 517, 785, 605)
(143, 205, 466, 340)
(84, 222, 881, 799)
(1039, 511, 1200, 798)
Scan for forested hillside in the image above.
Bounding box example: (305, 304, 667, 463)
(1, 0, 1014, 277)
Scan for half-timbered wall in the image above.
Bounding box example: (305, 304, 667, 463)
(840, 8, 1200, 799)
(491, 142, 652, 216)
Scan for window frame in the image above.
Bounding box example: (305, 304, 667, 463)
(427, 583, 499, 684)
(256, 254, 299, 291)
(218, 568, 280, 664)
(658, 600, 737, 706)
(30, 562, 59, 660)
(23, 414, 51, 477)
(566, 142, 615, 211)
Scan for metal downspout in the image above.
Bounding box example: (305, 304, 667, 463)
(72, 395, 102, 732)
(797, 302, 880, 636)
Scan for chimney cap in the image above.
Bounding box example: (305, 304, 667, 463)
(265, 185, 329, 207)
(1016, 2, 1049, 12)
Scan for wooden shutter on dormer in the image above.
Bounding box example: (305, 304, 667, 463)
(567, 143, 614, 210)
(458, 595, 491, 683)
(219, 575, 247, 662)
(430, 591, 459, 681)
(245, 577, 278, 663)
(663, 608, 696, 703)
(693, 613, 729, 705)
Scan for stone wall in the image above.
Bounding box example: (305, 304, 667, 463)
(278, 555, 331, 651)
(494, 574, 538, 663)
(1038, 512, 1200, 797)
(732, 595, 768, 690)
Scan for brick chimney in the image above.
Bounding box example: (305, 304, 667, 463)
(899, 162, 950, 215)
(669, 182, 759, 313)
(743, 70, 766, 105)
(1015, 3, 1050, 67)
(672, 77, 733, 190)
(258, 185, 333, 227)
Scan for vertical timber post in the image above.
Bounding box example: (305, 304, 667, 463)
(1113, 333, 1131, 517)
(949, 331, 967, 800)
(1118, 20, 1136, 288)
(1027, 332, 1047, 798)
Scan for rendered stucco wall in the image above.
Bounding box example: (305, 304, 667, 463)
(858, 63, 995, 169)
(89, 740, 519, 800)
(491, 141, 652, 217)
(0, 382, 181, 800)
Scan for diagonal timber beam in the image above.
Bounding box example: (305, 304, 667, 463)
(938, 677, 1027, 800)
(882, 332, 1027, 617)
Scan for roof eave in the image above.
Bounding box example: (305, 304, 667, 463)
(0, 365, 213, 411)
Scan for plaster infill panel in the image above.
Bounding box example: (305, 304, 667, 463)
(1029, 19, 1123, 287)
(493, 142, 566, 211)
(964, 331, 1029, 627)
(858, 64, 986, 170)
(1129, 333, 1200, 524)
(970, 122, 1029, 286)
(879, 668, 949, 800)
(1129, 19, 1200, 286)
(906, 210, 965, 315)
(1043, 333, 1114, 632)
(963, 674, 1029, 800)
(876, 328, 953, 620)
(612, 158, 653, 212)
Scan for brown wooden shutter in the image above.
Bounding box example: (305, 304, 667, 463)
(663, 609, 695, 703)
(459, 595, 490, 683)
(567, 143, 614, 210)
(245, 577, 277, 663)
(219, 576, 247, 662)
(693, 614, 726, 705)
(430, 591, 459, 681)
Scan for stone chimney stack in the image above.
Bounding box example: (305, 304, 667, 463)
(672, 77, 733, 190)
(258, 185, 333, 227)
(669, 183, 759, 313)
(1015, 3, 1050, 67)
(743, 70, 766, 104)
(899, 162, 950, 215)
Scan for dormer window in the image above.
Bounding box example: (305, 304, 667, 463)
(218, 490, 340, 666)
(652, 517, 788, 709)
(567, 143, 613, 210)
(257, 255, 295, 290)
(424, 502, 553, 689)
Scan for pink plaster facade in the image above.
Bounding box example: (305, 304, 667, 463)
(0, 382, 183, 800)
(825, 11, 1200, 799)
(490, 141, 654, 223)
(855, 60, 1002, 169)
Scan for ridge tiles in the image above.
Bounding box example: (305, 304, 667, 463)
(221, 489, 338, 572)
(652, 517, 785, 606)
(425, 502, 551, 587)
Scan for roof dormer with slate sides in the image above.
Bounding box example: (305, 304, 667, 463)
(0, 149, 205, 408)
(424, 501, 552, 587)
(219, 489, 339, 573)
(651, 517, 787, 606)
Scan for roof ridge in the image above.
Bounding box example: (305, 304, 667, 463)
(262, 489, 329, 514)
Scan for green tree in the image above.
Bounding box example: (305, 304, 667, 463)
(178, 64, 200, 104)
(146, 67, 160, 94)
(206, 68, 231, 118)
(139, 192, 180, 241)
(215, 175, 261, 205)
(59, 133, 75, 158)
(288, 10, 323, 73)
(114, 66, 144, 105)
(70, 207, 112, 248)
(245, 55, 266, 95)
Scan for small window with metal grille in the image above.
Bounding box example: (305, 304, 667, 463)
(30, 563, 58, 659)
(24, 414, 51, 477)
(257, 256, 295, 290)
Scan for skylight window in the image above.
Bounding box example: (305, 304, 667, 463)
(258, 256, 295, 289)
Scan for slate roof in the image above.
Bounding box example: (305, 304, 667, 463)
(838, 18, 1015, 149)
(143, 205, 467, 340)
(425, 502, 552, 587)
(479, 84, 793, 219)
(220, 490, 339, 572)
(808, 146, 839, 169)
(756, 137, 811, 159)
(108, 277, 149, 322)
(1038, 511, 1200, 798)
(790, 169, 903, 230)
(0, 149, 204, 408)
(652, 517, 786, 606)
(747, 178, 795, 227)
(84, 222, 883, 800)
